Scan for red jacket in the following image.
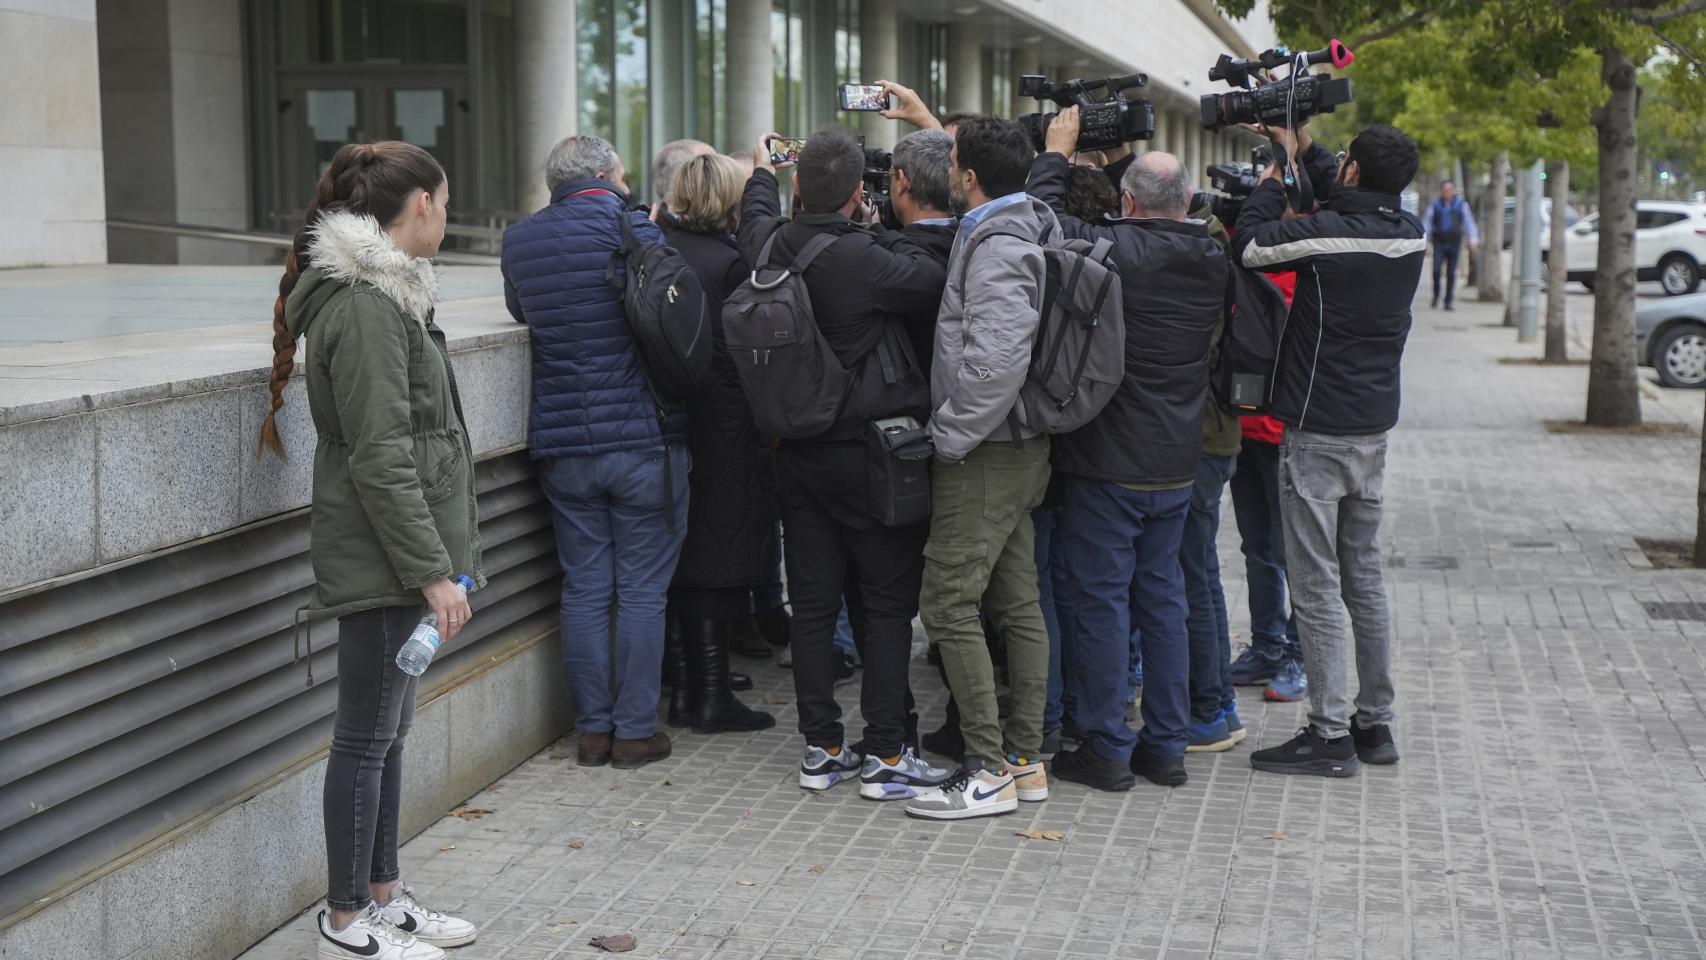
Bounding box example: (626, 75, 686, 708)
(1239, 270, 1297, 445)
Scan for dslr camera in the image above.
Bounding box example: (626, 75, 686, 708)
(1196, 146, 1271, 223)
(1018, 72, 1155, 153)
(1199, 40, 1355, 131)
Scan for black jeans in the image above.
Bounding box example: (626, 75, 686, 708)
(1432, 239, 1461, 305)
(777, 442, 926, 757)
(324, 605, 421, 910)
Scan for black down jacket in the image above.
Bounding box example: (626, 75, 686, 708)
(664, 222, 780, 590)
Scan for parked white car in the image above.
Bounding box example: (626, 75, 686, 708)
(1545, 201, 1706, 296)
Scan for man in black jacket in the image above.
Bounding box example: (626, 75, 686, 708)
(1028, 106, 1228, 791)
(1232, 123, 1424, 778)
(737, 126, 952, 800)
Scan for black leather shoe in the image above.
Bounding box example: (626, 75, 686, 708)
(730, 671, 753, 692)
(1128, 742, 1188, 787)
(1350, 720, 1400, 765)
(1053, 746, 1135, 792)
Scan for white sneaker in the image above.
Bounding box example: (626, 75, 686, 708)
(1004, 753, 1049, 802)
(903, 767, 1018, 821)
(381, 884, 478, 948)
(318, 906, 445, 960)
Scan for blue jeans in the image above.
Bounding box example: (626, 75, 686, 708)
(1034, 506, 1076, 735)
(1058, 477, 1192, 760)
(1183, 454, 1237, 723)
(1229, 439, 1303, 662)
(540, 446, 690, 740)
(833, 602, 855, 655)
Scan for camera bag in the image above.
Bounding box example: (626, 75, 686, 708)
(1212, 265, 1290, 414)
(866, 415, 933, 527)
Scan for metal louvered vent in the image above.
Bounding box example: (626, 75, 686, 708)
(0, 452, 561, 922)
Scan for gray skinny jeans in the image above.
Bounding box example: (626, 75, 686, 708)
(1278, 429, 1396, 738)
(324, 605, 420, 910)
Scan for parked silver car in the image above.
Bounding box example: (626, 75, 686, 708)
(1637, 292, 1706, 387)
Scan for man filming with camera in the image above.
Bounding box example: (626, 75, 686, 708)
(1232, 121, 1424, 779)
(1026, 105, 1228, 792)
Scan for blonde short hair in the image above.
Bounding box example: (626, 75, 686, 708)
(667, 153, 744, 234)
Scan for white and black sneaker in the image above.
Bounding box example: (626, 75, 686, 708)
(859, 747, 952, 800)
(903, 767, 1019, 821)
(799, 742, 862, 790)
(380, 884, 477, 948)
(318, 905, 444, 960)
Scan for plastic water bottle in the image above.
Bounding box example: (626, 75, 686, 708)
(395, 575, 475, 676)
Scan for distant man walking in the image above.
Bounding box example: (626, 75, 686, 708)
(1422, 180, 1478, 310)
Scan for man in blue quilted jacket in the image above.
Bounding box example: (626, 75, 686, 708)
(501, 135, 687, 770)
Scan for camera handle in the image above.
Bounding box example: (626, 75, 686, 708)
(1263, 134, 1313, 214)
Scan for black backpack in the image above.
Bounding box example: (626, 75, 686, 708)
(1212, 265, 1290, 414)
(605, 211, 712, 408)
(721, 225, 851, 438)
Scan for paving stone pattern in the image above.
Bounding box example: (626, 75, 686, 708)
(241, 291, 1706, 960)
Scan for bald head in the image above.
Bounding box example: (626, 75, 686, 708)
(1121, 151, 1191, 220)
(652, 139, 716, 205)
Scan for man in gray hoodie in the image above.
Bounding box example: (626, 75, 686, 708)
(906, 117, 1061, 823)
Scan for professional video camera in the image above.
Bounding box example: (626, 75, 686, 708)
(1199, 40, 1355, 131)
(862, 146, 900, 229)
(1196, 146, 1272, 223)
(1018, 72, 1155, 153)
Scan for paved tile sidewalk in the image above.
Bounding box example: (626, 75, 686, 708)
(243, 290, 1706, 960)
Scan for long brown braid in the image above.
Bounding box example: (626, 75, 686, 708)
(258, 141, 444, 459)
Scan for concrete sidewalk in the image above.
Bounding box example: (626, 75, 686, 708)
(239, 289, 1706, 960)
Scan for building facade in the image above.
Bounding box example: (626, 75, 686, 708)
(2, 0, 1276, 268)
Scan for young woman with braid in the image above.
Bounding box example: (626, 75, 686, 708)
(261, 141, 482, 960)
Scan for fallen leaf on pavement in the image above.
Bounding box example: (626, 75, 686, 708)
(589, 933, 637, 953)
(672, 927, 686, 935)
(736, 879, 756, 886)
(1263, 831, 1289, 841)
(663, 777, 673, 786)
(548, 753, 569, 761)
(450, 808, 494, 821)
(438, 845, 457, 852)
(944, 945, 959, 954)
(567, 839, 586, 849)
(1015, 828, 1064, 842)
(764, 693, 789, 705)
(628, 820, 647, 828)
(806, 864, 826, 875)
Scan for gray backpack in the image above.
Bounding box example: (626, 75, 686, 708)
(721, 226, 848, 438)
(958, 227, 1125, 434)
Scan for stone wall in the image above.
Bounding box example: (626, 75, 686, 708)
(0, 0, 107, 267)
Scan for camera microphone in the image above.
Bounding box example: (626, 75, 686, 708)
(1300, 39, 1355, 70)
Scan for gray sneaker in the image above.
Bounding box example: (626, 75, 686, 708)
(799, 742, 862, 790)
(858, 747, 951, 800)
(903, 767, 1018, 821)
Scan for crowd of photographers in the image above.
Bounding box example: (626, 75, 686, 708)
(499, 73, 1427, 821)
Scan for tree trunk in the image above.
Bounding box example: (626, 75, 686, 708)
(1697, 393, 1706, 567)
(1480, 151, 1508, 303)
(1504, 171, 1524, 325)
(1586, 46, 1642, 427)
(1466, 160, 1481, 287)
(1545, 160, 1570, 362)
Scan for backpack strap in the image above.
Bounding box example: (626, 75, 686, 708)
(751, 224, 839, 290)
(605, 211, 644, 288)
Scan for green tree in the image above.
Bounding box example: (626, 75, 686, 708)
(1215, 0, 1706, 428)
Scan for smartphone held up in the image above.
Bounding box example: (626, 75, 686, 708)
(839, 83, 890, 112)
(766, 137, 806, 166)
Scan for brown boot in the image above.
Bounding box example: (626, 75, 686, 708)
(611, 732, 672, 769)
(577, 731, 612, 767)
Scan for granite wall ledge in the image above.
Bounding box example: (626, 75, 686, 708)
(0, 303, 532, 596)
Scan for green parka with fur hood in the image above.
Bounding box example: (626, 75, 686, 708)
(284, 209, 484, 619)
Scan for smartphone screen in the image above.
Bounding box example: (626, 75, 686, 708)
(767, 137, 806, 166)
(839, 83, 890, 112)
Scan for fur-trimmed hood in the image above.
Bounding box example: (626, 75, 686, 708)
(286, 209, 440, 338)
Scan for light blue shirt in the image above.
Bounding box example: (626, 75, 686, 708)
(958, 192, 1029, 232)
(912, 216, 957, 227)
